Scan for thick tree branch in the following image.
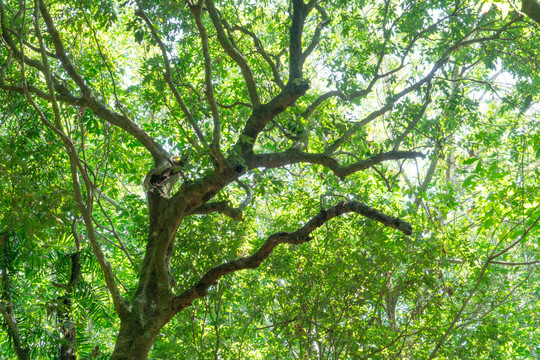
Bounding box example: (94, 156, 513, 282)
(37, 0, 90, 95)
(247, 149, 424, 180)
(0, 3, 77, 98)
(522, 0, 540, 23)
(235, 79, 310, 154)
(0, 4, 47, 73)
(172, 200, 412, 312)
(227, 0, 328, 155)
(288, 0, 306, 80)
(4, 82, 167, 166)
(0, 83, 81, 105)
(0, 28, 83, 103)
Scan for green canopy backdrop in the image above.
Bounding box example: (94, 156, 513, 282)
(1, 0, 540, 358)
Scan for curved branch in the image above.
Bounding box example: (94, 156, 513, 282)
(37, 0, 90, 95)
(300, 67, 403, 120)
(489, 259, 540, 266)
(236, 179, 253, 211)
(301, 89, 347, 119)
(247, 149, 425, 180)
(135, 1, 209, 158)
(29, 0, 170, 166)
(235, 79, 310, 154)
(298, 11, 443, 122)
(324, 16, 521, 156)
(413, 147, 440, 208)
(324, 68, 441, 155)
(18, 4, 130, 319)
(216, 100, 253, 109)
(204, 0, 260, 107)
(0, 83, 82, 105)
(302, 5, 330, 61)
(488, 211, 540, 261)
(190, 4, 223, 160)
(172, 200, 412, 312)
(231, 25, 286, 89)
(188, 179, 253, 220)
(225, 0, 321, 155)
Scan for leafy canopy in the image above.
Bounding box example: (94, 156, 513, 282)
(1, 0, 540, 359)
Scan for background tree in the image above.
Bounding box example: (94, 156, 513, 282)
(1, 0, 540, 359)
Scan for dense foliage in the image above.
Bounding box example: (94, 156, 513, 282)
(1, 0, 540, 358)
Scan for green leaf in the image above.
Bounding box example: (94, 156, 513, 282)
(463, 175, 477, 188)
(463, 157, 478, 165)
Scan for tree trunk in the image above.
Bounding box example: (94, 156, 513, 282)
(59, 251, 81, 360)
(109, 201, 182, 359)
(111, 319, 163, 360)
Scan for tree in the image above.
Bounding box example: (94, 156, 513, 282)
(1, 0, 540, 358)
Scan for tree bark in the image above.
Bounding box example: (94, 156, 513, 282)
(111, 318, 165, 360)
(110, 201, 181, 360)
(58, 251, 81, 360)
(522, 0, 540, 23)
